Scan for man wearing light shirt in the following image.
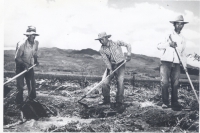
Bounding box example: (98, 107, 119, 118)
(95, 32, 131, 110)
(157, 15, 188, 111)
(15, 26, 39, 106)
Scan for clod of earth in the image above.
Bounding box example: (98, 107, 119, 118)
(3, 78, 199, 132)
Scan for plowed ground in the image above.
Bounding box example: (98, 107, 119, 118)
(3, 78, 199, 132)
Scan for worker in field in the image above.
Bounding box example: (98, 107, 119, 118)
(95, 32, 131, 111)
(15, 26, 39, 108)
(157, 15, 188, 111)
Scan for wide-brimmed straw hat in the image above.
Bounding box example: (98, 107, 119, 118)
(24, 26, 39, 36)
(170, 15, 188, 24)
(95, 32, 111, 40)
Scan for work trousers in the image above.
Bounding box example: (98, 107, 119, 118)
(102, 61, 125, 103)
(160, 61, 180, 105)
(15, 64, 36, 104)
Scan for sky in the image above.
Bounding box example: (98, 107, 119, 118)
(2, 0, 200, 67)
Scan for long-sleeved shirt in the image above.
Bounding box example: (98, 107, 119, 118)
(15, 39, 39, 66)
(99, 40, 131, 70)
(157, 30, 187, 67)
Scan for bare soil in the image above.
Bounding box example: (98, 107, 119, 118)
(3, 78, 199, 132)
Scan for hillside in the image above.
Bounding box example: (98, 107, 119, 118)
(72, 48, 100, 55)
(4, 47, 199, 79)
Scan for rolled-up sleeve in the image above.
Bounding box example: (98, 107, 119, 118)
(15, 43, 24, 60)
(117, 40, 131, 55)
(100, 50, 112, 70)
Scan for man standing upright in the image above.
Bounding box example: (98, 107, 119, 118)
(157, 15, 188, 111)
(95, 32, 131, 110)
(15, 26, 39, 107)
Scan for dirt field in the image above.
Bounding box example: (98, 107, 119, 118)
(3, 77, 199, 132)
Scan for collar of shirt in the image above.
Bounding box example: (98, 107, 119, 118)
(102, 40, 111, 48)
(26, 39, 37, 48)
(172, 30, 182, 37)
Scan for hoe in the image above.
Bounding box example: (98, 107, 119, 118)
(78, 60, 127, 102)
(169, 35, 199, 104)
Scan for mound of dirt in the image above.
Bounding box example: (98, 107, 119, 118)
(3, 78, 199, 132)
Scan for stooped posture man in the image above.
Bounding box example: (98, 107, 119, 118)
(15, 26, 39, 107)
(157, 15, 188, 111)
(95, 32, 131, 110)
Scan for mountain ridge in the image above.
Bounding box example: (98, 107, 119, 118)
(4, 47, 198, 78)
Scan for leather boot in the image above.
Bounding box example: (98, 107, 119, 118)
(116, 96, 124, 104)
(171, 102, 182, 111)
(114, 102, 125, 114)
(99, 96, 110, 105)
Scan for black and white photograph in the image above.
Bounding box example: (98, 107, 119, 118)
(2, 0, 200, 132)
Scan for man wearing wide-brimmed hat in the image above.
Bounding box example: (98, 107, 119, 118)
(15, 26, 39, 106)
(157, 15, 188, 111)
(95, 32, 131, 110)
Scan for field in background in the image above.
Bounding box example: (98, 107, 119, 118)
(4, 47, 199, 80)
